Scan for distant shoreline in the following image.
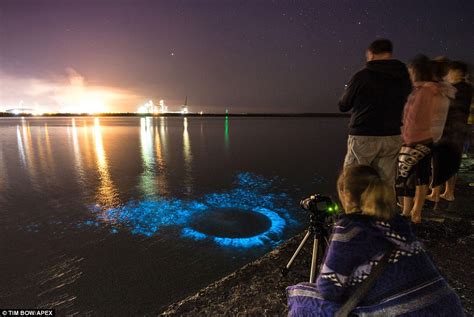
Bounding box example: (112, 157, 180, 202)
(0, 112, 350, 118)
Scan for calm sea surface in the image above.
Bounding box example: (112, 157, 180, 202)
(0, 116, 348, 315)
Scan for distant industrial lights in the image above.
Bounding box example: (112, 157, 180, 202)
(137, 100, 157, 114)
(5, 108, 43, 116)
(4, 100, 44, 116)
(136, 99, 191, 114)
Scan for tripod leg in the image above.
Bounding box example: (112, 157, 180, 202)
(281, 230, 311, 275)
(309, 237, 319, 283)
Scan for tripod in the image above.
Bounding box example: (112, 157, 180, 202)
(281, 213, 330, 283)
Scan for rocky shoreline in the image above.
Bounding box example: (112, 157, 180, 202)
(161, 158, 474, 316)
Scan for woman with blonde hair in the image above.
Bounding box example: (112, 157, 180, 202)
(287, 165, 464, 316)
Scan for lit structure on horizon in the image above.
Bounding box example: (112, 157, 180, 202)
(159, 99, 168, 113)
(180, 96, 188, 114)
(4, 100, 44, 115)
(6, 108, 37, 115)
(136, 98, 191, 114)
(137, 100, 158, 114)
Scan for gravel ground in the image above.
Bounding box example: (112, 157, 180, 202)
(161, 158, 474, 316)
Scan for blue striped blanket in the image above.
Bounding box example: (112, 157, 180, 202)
(287, 214, 465, 316)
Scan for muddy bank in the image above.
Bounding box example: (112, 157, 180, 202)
(162, 159, 474, 316)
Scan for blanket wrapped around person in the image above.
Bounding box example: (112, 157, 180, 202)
(287, 165, 465, 316)
(286, 213, 465, 316)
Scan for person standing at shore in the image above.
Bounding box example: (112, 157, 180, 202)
(465, 100, 474, 155)
(339, 39, 412, 187)
(428, 61, 473, 202)
(396, 55, 456, 223)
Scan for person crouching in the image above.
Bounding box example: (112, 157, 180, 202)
(287, 165, 464, 316)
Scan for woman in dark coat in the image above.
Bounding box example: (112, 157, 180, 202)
(428, 61, 473, 202)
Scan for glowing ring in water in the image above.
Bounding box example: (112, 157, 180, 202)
(181, 207, 286, 248)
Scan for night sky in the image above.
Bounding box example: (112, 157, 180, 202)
(1, 0, 473, 113)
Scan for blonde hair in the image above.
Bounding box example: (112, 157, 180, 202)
(337, 165, 397, 220)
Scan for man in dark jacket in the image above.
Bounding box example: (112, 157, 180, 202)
(339, 39, 412, 186)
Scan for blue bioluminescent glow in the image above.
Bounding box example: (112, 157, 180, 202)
(182, 207, 286, 248)
(92, 200, 208, 237)
(90, 173, 294, 248)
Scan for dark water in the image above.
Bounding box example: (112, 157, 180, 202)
(0, 116, 348, 315)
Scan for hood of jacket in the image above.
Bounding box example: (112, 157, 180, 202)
(365, 59, 409, 79)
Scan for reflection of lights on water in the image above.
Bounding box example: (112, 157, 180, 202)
(16, 125, 26, 165)
(183, 117, 190, 157)
(139, 117, 169, 197)
(154, 125, 165, 170)
(35, 124, 47, 172)
(43, 123, 53, 167)
(140, 118, 153, 167)
(81, 120, 94, 169)
(90, 173, 293, 248)
(36, 256, 83, 304)
(71, 118, 86, 186)
(159, 117, 167, 148)
(154, 123, 168, 194)
(224, 115, 229, 148)
(93, 118, 119, 208)
(139, 117, 157, 198)
(138, 117, 169, 197)
(23, 120, 36, 177)
(183, 118, 193, 193)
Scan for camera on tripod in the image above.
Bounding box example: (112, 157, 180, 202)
(300, 194, 339, 220)
(282, 194, 339, 282)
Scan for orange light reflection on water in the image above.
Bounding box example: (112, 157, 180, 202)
(93, 117, 120, 209)
(139, 117, 155, 198)
(23, 120, 37, 178)
(71, 118, 86, 188)
(183, 117, 193, 194)
(16, 125, 26, 166)
(154, 122, 168, 195)
(43, 123, 53, 163)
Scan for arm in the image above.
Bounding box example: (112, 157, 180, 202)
(338, 72, 365, 112)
